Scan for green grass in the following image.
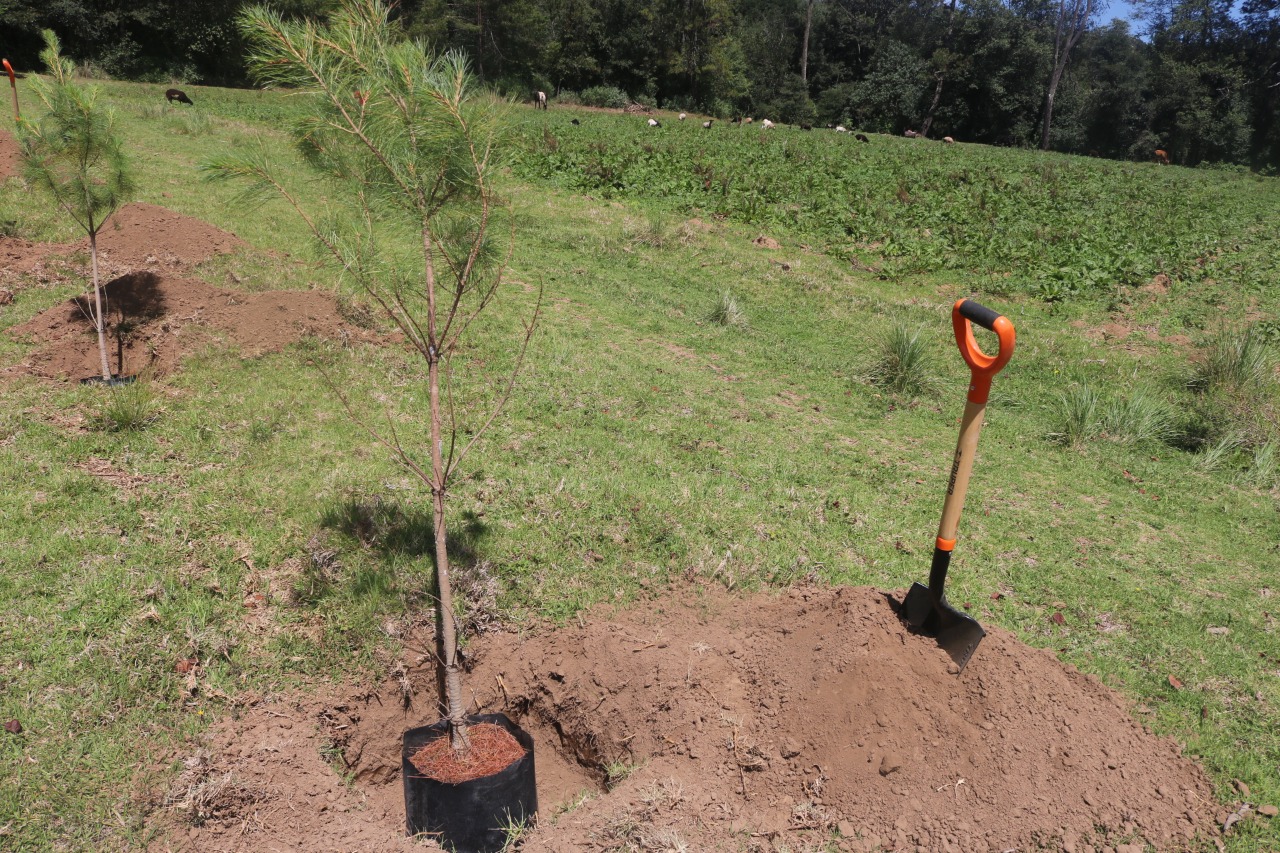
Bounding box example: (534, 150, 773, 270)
(88, 375, 163, 432)
(2, 81, 1280, 851)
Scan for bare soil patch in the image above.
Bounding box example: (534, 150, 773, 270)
(7, 271, 371, 380)
(0, 201, 244, 288)
(2, 203, 374, 381)
(150, 585, 1222, 852)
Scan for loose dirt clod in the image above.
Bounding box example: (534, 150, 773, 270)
(150, 585, 1221, 853)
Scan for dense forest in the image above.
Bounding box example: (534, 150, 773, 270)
(1, 0, 1278, 168)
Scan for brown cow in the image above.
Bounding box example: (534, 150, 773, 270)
(1154, 148, 1170, 165)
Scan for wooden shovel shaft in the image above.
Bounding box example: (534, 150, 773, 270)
(935, 398, 987, 549)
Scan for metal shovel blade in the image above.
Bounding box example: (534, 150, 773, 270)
(902, 581, 986, 671)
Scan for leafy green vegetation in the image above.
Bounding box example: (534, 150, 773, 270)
(512, 111, 1280, 300)
(1, 80, 1279, 852)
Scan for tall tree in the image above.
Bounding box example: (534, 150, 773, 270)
(920, 0, 959, 137)
(800, 0, 819, 84)
(1041, 0, 1095, 149)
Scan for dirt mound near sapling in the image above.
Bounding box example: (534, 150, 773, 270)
(0, 199, 244, 285)
(155, 585, 1222, 853)
(0, 202, 244, 289)
(91, 202, 245, 269)
(7, 271, 372, 380)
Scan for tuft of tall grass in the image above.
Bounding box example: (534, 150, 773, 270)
(1049, 385, 1100, 446)
(1245, 440, 1278, 487)
(91, 377, 162, 432)
(706, 291, 747, 329)
(1189, 325, 1272, 396)
(626, 213, 673, 249)
(168, 110, 213, 136)
(1100, 390, 1174, 445)
(867, 323, 934, 397)
(1196, 433, 1243, 472)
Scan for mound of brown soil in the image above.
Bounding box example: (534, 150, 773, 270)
(7, 271, 369, 380)
(93, 202, 244, 269)
(0, 202, 243, 286)
(152, 586, 1221, 852)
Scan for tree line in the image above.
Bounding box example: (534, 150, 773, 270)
(1, 0, 1277, 168)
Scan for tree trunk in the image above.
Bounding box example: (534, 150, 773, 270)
(801, 0, 815, 85)
(89, 232, 110, 380)
(475, 0, 485, 79)
(920, 0, 958, 139)
(1039, 66, 1065, 150)
(921, 73, 945, 139)
(424, 227, 470, 753)
(431, 438, 469, 750)
(1039, 0, 1092, 151)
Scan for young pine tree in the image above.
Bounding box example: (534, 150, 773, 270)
(204, 0, 537, 753)
(17, 30, 135, 382)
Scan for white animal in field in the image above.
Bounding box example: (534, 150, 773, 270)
(703, 119, 713, 129)
(536, 91, 547, 110)
(835, 125, 847, 133)
(648, 118, 661, 127)
(679, 112, 687, 120)
(761, 119, 774, 129)
(943, 136, 955, 144)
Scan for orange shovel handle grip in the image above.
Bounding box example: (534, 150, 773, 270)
(952, 299, 1015, 404)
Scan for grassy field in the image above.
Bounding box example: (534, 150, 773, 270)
(1, 81, 1279, 851)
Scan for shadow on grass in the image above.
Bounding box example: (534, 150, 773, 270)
(307, 495, 493, 607)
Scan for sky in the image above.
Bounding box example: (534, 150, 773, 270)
(1099, 0, 1144, 27)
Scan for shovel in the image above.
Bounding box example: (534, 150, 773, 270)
(903, 298, 1015, 671)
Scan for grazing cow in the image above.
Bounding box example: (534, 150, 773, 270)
(1154, 148, 1170, 165)
(536, 90, 547, 110)
(855, 133, 869, 143)
(943, 136, 955, 144)
(761, 119, 774, 129)
(165, 88, 193, 106)
(648, 118, 661, 127)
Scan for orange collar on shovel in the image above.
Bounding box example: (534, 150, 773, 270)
(902, 299, 1015, 671)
